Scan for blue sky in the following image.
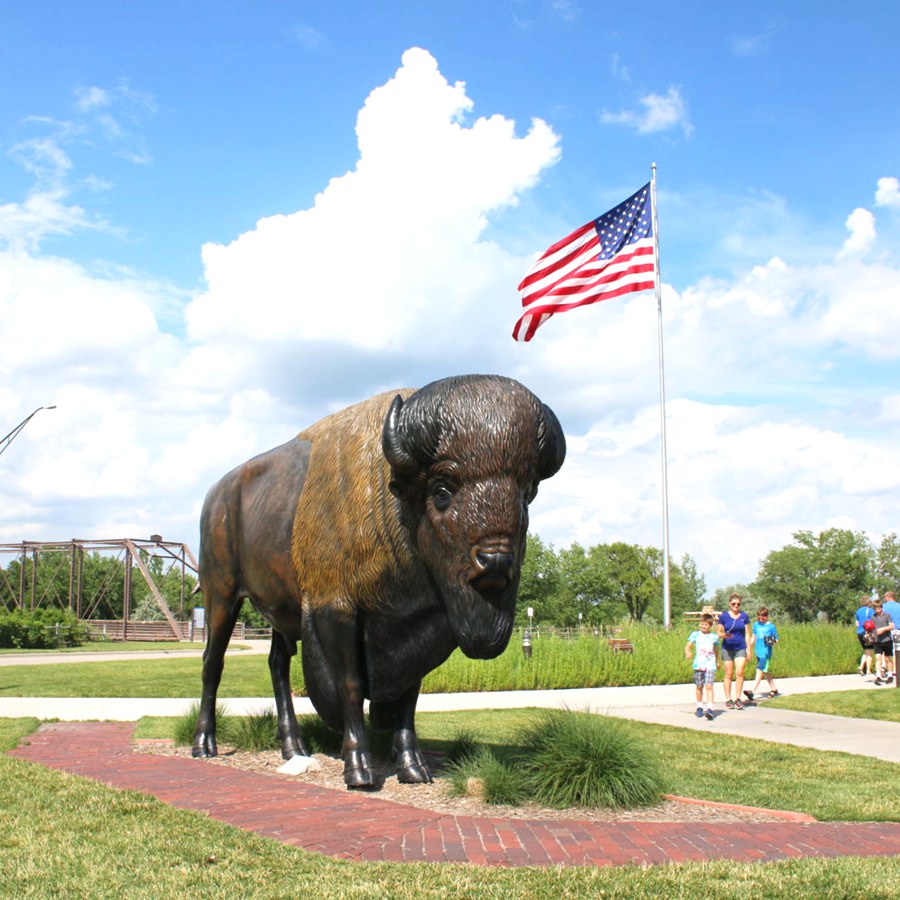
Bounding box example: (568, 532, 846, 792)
(2, 1, 899, 596)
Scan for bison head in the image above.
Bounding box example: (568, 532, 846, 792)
(382, 375, 565, 659)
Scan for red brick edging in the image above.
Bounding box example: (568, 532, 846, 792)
(10, 722, 900, 868)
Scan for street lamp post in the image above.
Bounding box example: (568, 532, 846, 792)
(0, 406, 57, 457)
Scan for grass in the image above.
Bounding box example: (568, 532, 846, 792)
(0, 640, 209, 655)
(0, 621, 867, 697)
(447, 712, 665, 810)
(0, 654, 272, 697)
(2, 716, 900, 898)
(515, 711, 665, 809)
(767, 687, 900, 722)
(415, 710, 900, 823)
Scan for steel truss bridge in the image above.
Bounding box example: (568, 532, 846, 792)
(0, 537, 199, 641)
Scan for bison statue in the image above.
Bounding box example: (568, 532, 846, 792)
(192, 374, 565, 788)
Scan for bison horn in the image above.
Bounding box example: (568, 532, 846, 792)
(537, 403, 566, 480)
(382, 395, 419, 478)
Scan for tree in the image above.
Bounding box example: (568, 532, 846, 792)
(515, 534, 563, 626)
(754, 528, 874, 622)
(712, 583, 764, 613)
(874, 533, 900, 596)
(600, 543, 661, 622)
(679, 553, 706, 607)
(556, 543, 621, 626)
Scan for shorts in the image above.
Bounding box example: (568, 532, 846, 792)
(874, 642, 893, 656)
(721, 646, 747, 663)
(693, 669, 715, 687)
(858, 633, 874, 650)
(755, 653, 772, 673)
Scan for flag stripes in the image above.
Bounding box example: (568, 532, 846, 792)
(513, 183, 656, 342)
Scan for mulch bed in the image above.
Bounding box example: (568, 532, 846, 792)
(136, 739, 800, 824)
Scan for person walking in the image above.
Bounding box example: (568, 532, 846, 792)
(717, 593, 752, 709)
(685, 613, 720, 721)
(855, 595, 876, 677)
(872, 599, 896, 685)
(744, 606, 779, 700)
(883, 590, 900, 628)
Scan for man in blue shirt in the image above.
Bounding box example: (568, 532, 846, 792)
(882, 591, 900, 629)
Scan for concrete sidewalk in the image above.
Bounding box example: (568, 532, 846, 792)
(1, 674, 897, 762)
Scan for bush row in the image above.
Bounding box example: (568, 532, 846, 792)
(0, 609, 83, 649)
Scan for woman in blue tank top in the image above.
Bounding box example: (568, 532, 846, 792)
(717, 592, 752, 709)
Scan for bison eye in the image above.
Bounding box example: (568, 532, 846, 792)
(430, 481, 455, 512)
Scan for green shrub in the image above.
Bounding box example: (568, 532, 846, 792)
(0, 609, 82, 649)
(515, 709, 665, 809)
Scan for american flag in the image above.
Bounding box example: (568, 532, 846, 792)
(512, 183, 656, 342)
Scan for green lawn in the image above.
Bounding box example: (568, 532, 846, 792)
(2, 715, 899, 899)
(767, 687, 900, 722)
(0, 640, 209, 655)
(0, 654, 271, 697)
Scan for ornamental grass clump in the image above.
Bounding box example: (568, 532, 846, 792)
(297, 713, 342, 755)
(515, 710, 665, 809)
(172, 701, 232, 747)
(444, 728, 479, 765)
(445, 745, 526, 806)
(229, 709, 281, 752)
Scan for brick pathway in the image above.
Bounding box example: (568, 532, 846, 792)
(10, 722, 900, 868)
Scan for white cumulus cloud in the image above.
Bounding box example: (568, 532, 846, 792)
(601, 87, 693, 137)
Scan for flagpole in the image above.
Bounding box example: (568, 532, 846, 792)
(651, 163, 671, 628)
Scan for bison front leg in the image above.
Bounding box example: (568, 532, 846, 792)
(370, 681, 432, 784)
(302, 607, 375, 789)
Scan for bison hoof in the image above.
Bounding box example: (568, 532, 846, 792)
(395, 748, 432, 783)
(344, 766, 376, 789)
(398, 764, 433, 784)
(192, 736, 217, 758)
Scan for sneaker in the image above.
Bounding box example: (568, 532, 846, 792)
(735, 699, 744, 710)
(858, 666, 866, 676)
(874, 677, 884, 685)
(705, 709, 714, 720)
(695, 707, 704, 717)
(743, 690, 755, 701)
(725, 699, 734, 709)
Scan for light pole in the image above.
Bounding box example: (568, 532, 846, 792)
(0, 405, 57, 457)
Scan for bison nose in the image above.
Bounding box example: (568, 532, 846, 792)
(469, 545, 515, 593)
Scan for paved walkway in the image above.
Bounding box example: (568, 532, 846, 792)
(10, 721, 900, 868)
(3, 674, 899, 761)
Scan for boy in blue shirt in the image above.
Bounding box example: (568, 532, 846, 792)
(685, 613, 720, 720)
(744, 607, 779, 700)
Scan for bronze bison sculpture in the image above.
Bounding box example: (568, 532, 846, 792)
(192, 374, 566, 788)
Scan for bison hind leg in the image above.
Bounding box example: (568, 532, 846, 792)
(268, 630, 310, 760)
(192, 594, 243, 758)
